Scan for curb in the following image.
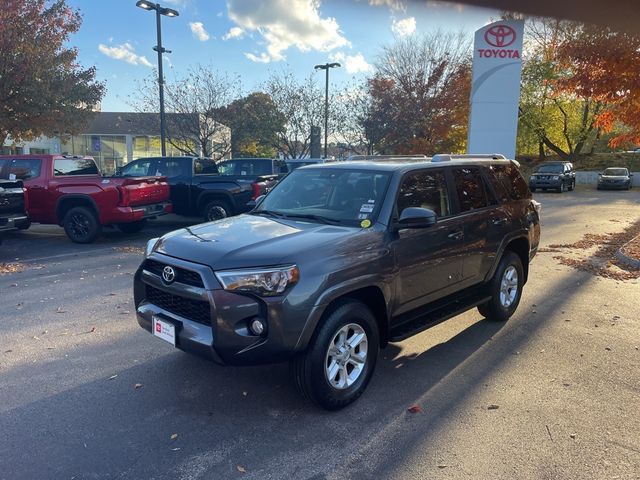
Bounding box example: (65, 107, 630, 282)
(615, 234, 640, 270)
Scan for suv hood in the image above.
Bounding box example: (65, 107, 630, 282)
(155, 214, 358, 270)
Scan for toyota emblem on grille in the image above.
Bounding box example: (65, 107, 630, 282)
(162, 266, 176, 284)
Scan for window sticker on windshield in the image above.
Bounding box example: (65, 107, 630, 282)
(9, 174, 16, 180)
(360, 204, 374, 213)
(101, 179, 110, 184)
(241, 170, 247, 175)
(358, 213, 369, 220)
(360, 219, 372, 228)
(368, 199, 375, 203)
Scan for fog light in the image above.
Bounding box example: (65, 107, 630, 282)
(249, 318, 266, 336)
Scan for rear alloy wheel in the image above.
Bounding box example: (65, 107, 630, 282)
(478, 251, 524, 322)
(63, 206, 101, 244)
(203, 200, 231, 222)
(568, 180, 575, 191)
(116, 219, 147, 234)
(291, 300, 379, 410)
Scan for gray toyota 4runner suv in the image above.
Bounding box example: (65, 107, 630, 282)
(134, 157, 541, 410)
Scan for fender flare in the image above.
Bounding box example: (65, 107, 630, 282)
(55, 194, 100, 224)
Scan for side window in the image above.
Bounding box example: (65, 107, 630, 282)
(217, 162, 234, 175)
(54, 158, 99, 176)
(9, 159, 42, 180)
(155, 160, 184, 177)
(486, 167, 510, 203)
(452, 167, 489, 212)
(396, 170, 450, 218)
(121, 160, 151, 177)
(194, 159, 218, 175)
(0, 159, 7, 174)
(491, 164, 531, 201)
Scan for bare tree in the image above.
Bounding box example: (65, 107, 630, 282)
(330, 82, 377, 157)
(264, 69, 324, 159)
(134, 65, 240, 158)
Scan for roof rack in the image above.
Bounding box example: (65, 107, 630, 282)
(431, 153, 507, 162)
(347, 154, 428, 162)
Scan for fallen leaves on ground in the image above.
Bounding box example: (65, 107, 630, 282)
(170, 433, 178, 440)
(134, 383, 143, 389)
(546, 220, 640, 280)
(407, 405, 422, 413)
(113, 246, 145, 255)
(487, 404, 500, 410)
(237, 465, 247, 473)
(0, 263, 24, 274)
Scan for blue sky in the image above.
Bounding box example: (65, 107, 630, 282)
(67, 0, 497, 111)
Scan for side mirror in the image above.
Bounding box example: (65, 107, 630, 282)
(255, 194, 266, 205)
(114, 167, 123, 176)
(247, 195, 266, 210)
(396, 207, 437, 229)
(598, 173, 602, 176)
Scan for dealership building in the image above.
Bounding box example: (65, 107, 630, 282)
(1, 112, 230, 174)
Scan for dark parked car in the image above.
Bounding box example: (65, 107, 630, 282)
(529, 161, 576, 192)
(118, 156, 268, 221)
(597, 167, 633, 190)
(0, 178, 29, 245)
(134, 158, 540, 410)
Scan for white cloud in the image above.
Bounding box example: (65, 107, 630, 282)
(369, 0, 405, 11)
(189, 22, 210, 41)
(391, 16, 416, 36)
(98, 43, 152, 67)
(227, 0, 350, 62)
(330, 52, 373, 74)
(245, 52, 271, 63)
(223, 27, 244, 40)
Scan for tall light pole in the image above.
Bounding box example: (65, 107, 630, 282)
(136, 0, 179, 156)
(314, 62, 340, 159)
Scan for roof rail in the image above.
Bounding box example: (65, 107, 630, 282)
(347, 154, 428, 162)
(431, 153, 507, 162)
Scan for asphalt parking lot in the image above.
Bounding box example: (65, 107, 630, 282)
(1, 187, 639, 480)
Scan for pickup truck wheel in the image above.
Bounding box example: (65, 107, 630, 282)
(291, 300, 379, 410)
(16, 219, 31, 230)
(116, 220, 147, 234)
(63, 207, 101, 244)
(203, 200, 231, 222)
(478, 251, 524, 322)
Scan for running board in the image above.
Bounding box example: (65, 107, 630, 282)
(389, 293, 492, 342)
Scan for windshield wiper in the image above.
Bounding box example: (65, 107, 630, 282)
(282, 213, 341, 225)
(253, 209, 288, 219)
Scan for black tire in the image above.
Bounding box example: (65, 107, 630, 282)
(116, 219, 147, 234)
(568, 180, 575, 191)
(477, 251, 524, 322)
(16, 219, 31, 230)
(558, 182, 566, 193)
(63, 206, 101, 244)
(291, 300, 379, 410)
(203, 199, 232, 222)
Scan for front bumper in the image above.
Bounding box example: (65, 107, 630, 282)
(133, 253, 315, 365)
(0, 213, 28, 233)
(529, 179, 562, 189)
(597, 181, 630, 190)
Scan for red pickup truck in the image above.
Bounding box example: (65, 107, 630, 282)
(0, 155, 171, 243)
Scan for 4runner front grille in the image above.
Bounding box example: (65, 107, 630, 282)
(143, 259, 204, 287)
(145, 285, 211, 326)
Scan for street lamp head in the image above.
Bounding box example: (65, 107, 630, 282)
(314, 64, 326, 70)
(160, 7, 179, 17)
(136, 0, 156, 10)
(328, 62, 341, 68)
(314, 62, 341, 70)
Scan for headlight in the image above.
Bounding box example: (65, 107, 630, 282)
(529, 176, 535, 181)
(145, 237, 160, 257)
(552, 175, 560, 180)
(215, 265, 299, 296)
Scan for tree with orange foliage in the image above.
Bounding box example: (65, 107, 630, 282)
(556, 25, 640, 149)
(0, 0, 104, 147)
(365, 32, 471, 155)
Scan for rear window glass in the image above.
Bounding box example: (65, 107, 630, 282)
(121, 160, 151, 177)
(54, 158, 99, 176)
(194, 159, 218, 175)
(8, 159, 42, 180)
(491, 164, 531, 201)
(218, 159, 272, 176)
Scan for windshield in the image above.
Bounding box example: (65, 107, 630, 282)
(536, 164, 563, 173)
(603, 168, 628, 176)
(254, 168, 391, 227)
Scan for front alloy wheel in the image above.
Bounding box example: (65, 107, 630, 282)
(324, 323, 368, 390)
(499, 266, 518, 308)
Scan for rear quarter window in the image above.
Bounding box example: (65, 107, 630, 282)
(54, 158, 99, 176)
(490, 164, 531, 201)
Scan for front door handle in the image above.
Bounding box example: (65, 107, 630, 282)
(492, 217, 508, 226)
(447, 230, 463, 241)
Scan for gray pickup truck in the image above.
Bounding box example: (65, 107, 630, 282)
(134, 157, 540, 410)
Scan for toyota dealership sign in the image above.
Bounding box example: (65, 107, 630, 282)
(467, 20, 525, 160)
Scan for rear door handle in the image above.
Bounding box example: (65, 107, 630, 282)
(492, 217, 508, 226)
(448, 230, 463, 241)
